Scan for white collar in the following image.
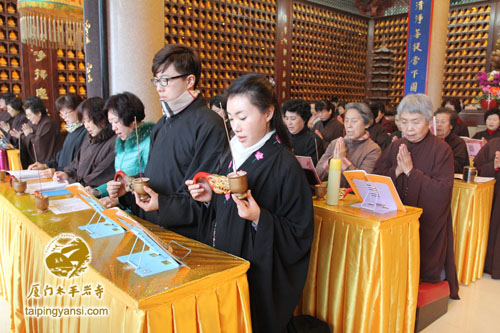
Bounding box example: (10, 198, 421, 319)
(230, 130, 275, 170)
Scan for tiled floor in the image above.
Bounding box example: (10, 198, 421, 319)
(1, 274, 498, 332)
(422, 273, 499, 332)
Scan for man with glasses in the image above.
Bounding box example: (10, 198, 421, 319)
(109, 44, 226, 239)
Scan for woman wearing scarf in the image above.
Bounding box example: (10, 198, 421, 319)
(187, 74, 314, 332)
(316, 102, 381, 187)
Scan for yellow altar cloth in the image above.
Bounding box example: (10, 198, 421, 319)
(298, 197, 422, 333)
(451, 179, 495, 285)
(7, 149, 21, 170)
(0, 180, 251, 332)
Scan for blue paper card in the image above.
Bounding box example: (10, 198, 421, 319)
(117, 250, 180, 277)
(42, 189, 71, 197)
(78, 221, 125, 238)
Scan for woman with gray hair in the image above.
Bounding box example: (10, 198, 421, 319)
(374, 93, 459, 299)
(316, 102, 381, 186)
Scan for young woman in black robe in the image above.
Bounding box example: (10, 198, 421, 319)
(187, 74, 314, 332)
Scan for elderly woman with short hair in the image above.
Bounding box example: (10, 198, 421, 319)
(373, 94, 459, 299)
(316, 102, 381, 186)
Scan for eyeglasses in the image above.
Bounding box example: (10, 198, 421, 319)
(151, 74, 189, 87)
(59, 109, 74, 116)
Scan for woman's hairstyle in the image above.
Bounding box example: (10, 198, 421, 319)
(79, 97, 107, 127)
(23, 96, 47, 116)
(441, 98, 462, 113)
(396, 94, 433, 122)
(369, 101, 386, 119)
(55, 94, 83, 120)
(0, 92, 15, 104)
(484, 107, 500, 123)
(226, 73, 292, 149)
(209, 94, 227, 110)
(152, 44, 201, 89)
(281, 99, 311, 123)
(80, 97, 114, 142)
(104, 92, 145, 126)
(315, 100, 333, 112)
(7, 97, 23, 113)
(435, 107, 458, 129)
(55, 94, 83, 111)
(346, 102, 373, 126)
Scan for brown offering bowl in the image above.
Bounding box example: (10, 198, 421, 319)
(0, 169, 6, 182)
(35, 194, 49, 213)
(133, 177, 150, 201)
(12, 179, 26, 195)
(314, 184, 327, 200)
(228, 171, 248, 199)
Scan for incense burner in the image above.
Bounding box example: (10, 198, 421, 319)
(12, 179, 26, 195)
(193, 171, 248, 198)
(132, 177, 150, 201)
(227, 171, 248, 199)
(34, 193, 49, 213)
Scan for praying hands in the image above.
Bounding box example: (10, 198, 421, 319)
(396, 144, 413, 177)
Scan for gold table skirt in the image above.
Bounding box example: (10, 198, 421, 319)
(451, 179, 495, 285)
(298, 198, 422, 333)
(0, 181, 252, 332)
(7, 149, 22, 170)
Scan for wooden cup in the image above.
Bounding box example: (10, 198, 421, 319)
(228, 171, 248, 199)
(133, 177, 150, 201)
(35, 194, 49, 213)
(12, 179, 26, 195)
(314, 184, 327, 200)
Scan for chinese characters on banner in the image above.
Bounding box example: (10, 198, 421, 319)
(404, 0, 433, 95)
(32, 49, 49, 100)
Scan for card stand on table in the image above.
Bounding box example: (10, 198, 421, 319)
(360, 188, 381, 211)
(110, 210, 191, 277)
(117, 238, 189, 277)
(73, 189, 125, 239)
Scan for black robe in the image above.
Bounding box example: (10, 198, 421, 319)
(63, 133, 116, 188)
(312, 115, 344, 150)
(0, 109, 10, 121)
(473, 129, 500, 141)
(198, 136, 314, 332)
(0, 109, 11, 135)
(121, 96, 227, 239)
(47, 125, 87, 171)
(473, 138, 500, 278)
(368, 122, 390, 150)
(22, 115, 62, 166)
(452, 118, 469, 137)
(374, 132, 459, 299)
(444, 133, 469, 174)
(4, 112, 27, 145)
(289, 127, 324, 165)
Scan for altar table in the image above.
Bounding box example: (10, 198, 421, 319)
(0, 179, 251, 332)
(451, 178, 495, 285)
(298, 197, 422, 333)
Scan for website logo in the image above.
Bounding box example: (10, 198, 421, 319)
(44, 233, 91, 279)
